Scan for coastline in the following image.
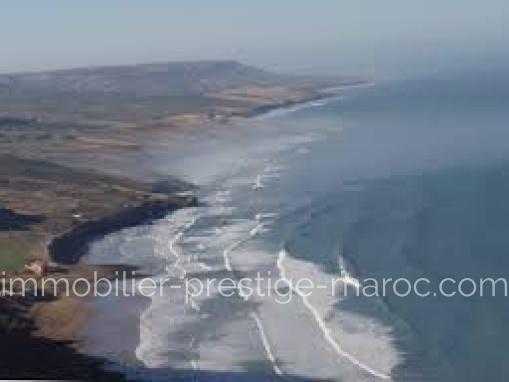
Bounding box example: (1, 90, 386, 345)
(49, 196, 197, 265)
(0, 79, 362, 379)
(0, 158, 197, 379)
(244, 93, 330, 118)
(74, 86, 356, 378)
(244, 80, 370, 118)
(0, 197, 197, 380)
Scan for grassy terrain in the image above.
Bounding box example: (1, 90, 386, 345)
(0, 154, 192, 273)
(0, 236, 31, 272)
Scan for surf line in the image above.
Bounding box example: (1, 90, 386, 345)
(168, 232, 185, 278)
(189, 337, 199, 372)
(220, 219, 283, 377)
(277, 248, 391, 380)
(168, 215, 198, 279)
(251, 312, 283, 376)
(167, 215, 202, 312)
(222, 210, 274, 271)
(222, 219, 266, 272)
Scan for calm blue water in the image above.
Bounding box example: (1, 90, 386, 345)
(271, 71, 509, 380)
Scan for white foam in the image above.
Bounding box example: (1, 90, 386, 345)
(222, 247, 233, 272)
(197, 262, 213, 271)
(254, 95, 339, 120)
(249, 222, 266, 237)
(252, 174, 264, 190)
(215, 214, 284, 376)
(277, 248, 393, 380)
(136, 208, 201, 368)
(255, 212, 278, 221)
(297, 147, 311, 155)
(251, 312, 283, 376)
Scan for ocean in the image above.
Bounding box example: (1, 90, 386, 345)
(81, 70, 509, 381)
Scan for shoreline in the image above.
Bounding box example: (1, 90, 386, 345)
(49, 196, 197, 265)
(0, 163, 197, 379)
(71, 85, 356, 378)
(0, 80, 365, 380)
(244, 80, 370, 118)
(244, 92, 330, 118)
(0, 196, 196, 380)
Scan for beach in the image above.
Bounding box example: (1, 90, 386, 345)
(0, 62, 352, 379)
(76, 87, 398, 381)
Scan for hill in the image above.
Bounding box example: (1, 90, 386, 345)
(0, 60, 293, 99)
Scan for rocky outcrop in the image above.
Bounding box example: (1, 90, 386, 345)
(48, 196, 196, 265)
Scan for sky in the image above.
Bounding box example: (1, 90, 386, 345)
(1, 1, 508, 78)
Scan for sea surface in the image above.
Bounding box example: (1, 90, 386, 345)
(81, 70, 509, 381)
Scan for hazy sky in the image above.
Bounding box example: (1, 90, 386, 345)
(1, 1, 508, 78)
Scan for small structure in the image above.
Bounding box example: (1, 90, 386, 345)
(24, 259, 48, 277)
